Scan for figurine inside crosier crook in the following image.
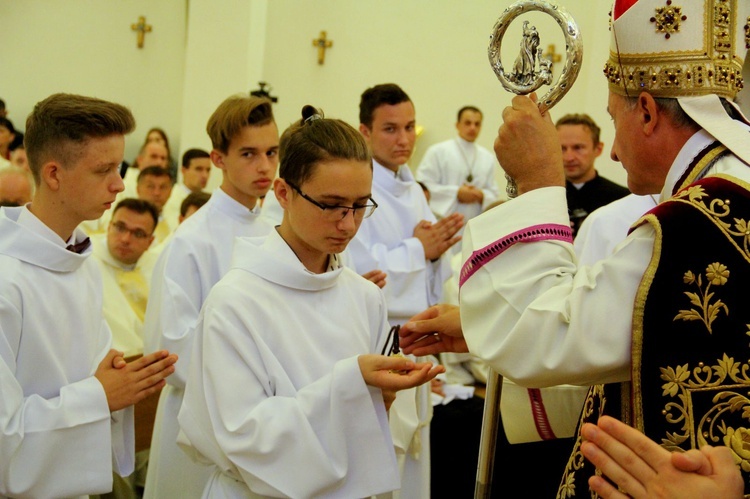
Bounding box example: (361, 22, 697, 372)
(475, 3, 583, 496)
(488, 0, 583, 198)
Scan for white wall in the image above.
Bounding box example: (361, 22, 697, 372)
(260, 0, 624, 188)
(1, 0, 625, 191)
(0, 0, 187, 164)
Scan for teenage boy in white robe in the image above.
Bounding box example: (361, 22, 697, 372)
(0, 93, 177, 498)
(143, 95, 278, 499)
(178, 105, 444, 498)
(347, 83, 464, 498)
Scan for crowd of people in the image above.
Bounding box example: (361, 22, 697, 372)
(3, 0, 750, 497)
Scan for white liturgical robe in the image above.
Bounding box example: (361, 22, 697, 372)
(459, 129, 750, 389)
(91, 235, 157, 358)
(347, 160, 451, 498)
(416, 137, 500, 221)
(178, 230, 400, 498)
(143, 187, 274, 499)
(0, 206, 133, 498)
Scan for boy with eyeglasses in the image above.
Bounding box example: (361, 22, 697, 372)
(143, 94, 278, 498)
(177, 105, 443, 498)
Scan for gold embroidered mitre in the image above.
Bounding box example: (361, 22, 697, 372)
(605, 0, 750, 99)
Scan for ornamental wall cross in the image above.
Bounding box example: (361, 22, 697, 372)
(543, 43, 562, 71)
(312, 31, 333, 65)
(131, 16, 152, 49)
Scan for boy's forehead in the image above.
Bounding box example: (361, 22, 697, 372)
(372, 102, 415, 124)
(230, 122, 279, 148)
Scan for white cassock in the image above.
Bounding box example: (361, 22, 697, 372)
(347, 160, 452, 499)
(0, 206, 133, 498)
(177, 230, 400, 498)
(91, 234, 157, 358)
(416, 137, 500, 222)
(161, 183, 191, 229)
(143, 187, 274, 499)
(459, 129, 750, 391)
(574, 193, 659, 266)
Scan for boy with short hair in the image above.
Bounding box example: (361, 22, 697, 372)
(143, 94, 278, 498)
(0, 93, 177, 498)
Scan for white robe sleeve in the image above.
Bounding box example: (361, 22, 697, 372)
(349, 232, 451, 320)
(178, 295, 399, 498)
(460, 186, 653, 388)
(0, 299, 132, 498)
(143, 238, 204, 389)
(416, 146, 460, 219)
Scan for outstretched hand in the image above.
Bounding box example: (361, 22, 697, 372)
(96, 349, 178, 412)
(580, 416, 743, 499)
(399, 304, 468, 356)
(358, 354, 445, 392)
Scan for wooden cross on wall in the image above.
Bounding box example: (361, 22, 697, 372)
(542, 44, 561, 71)
(312, 31, 333, 65)
(131, 16, 152, 49)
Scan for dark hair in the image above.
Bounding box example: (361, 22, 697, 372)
(137, 165, 172, 184)
(359, 83, 411, 128)
(181, 148, 210, 168)
(457, 106, 482, 122)
(145, 127, 170, 151)
(207, 95, 275, 153)
(0, 117, 15, 134)
(280, 105, 371, 187)
(9, 132, 24, 152)
(555, 113, 601, 144)
(112, 197, 159, 230)
(25, 93, 135, 183)
(180, 191, 211, 217)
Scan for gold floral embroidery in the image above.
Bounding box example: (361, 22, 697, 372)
(674, 263, 729, 333)
(660, 354, 750, 460)
(557, 385, 606, 498)
(673, 185, 750, 260)
(650, 3, 687, 39)
(745, 17, 750, 49)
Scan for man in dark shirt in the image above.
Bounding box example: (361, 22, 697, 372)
(557, 113, 630, 237)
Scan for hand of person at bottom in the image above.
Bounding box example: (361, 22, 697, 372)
(580, 415, 743, 499)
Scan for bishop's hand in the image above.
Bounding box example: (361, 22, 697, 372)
(495, 93, 565, 195)
(399, 304, 468, 356)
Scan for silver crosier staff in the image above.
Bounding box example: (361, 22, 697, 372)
(475, 2, 582, 497)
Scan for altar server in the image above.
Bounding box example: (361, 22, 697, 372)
(178, 105, 443, 498)
(0, 93, 176, 498)
(143, 94, 277, 498)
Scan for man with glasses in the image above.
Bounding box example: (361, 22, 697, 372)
(94, 198, 159, 358)
(92, 197, 159, 497)
(347, 83, 464, 498)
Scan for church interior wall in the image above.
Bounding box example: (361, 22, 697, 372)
(2, 0, 632, 193)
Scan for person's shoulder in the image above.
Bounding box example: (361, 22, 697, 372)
(594, 173, 630, 193)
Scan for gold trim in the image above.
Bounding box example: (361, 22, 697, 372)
(606, 0, 744, 99)
(678, 145, 727, 191)
(651, 4, 687, 39)
(631, 213, 663, 432)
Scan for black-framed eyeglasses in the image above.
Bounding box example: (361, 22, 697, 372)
(110, 221, 152, 240)
(286, 181, 378, 222)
